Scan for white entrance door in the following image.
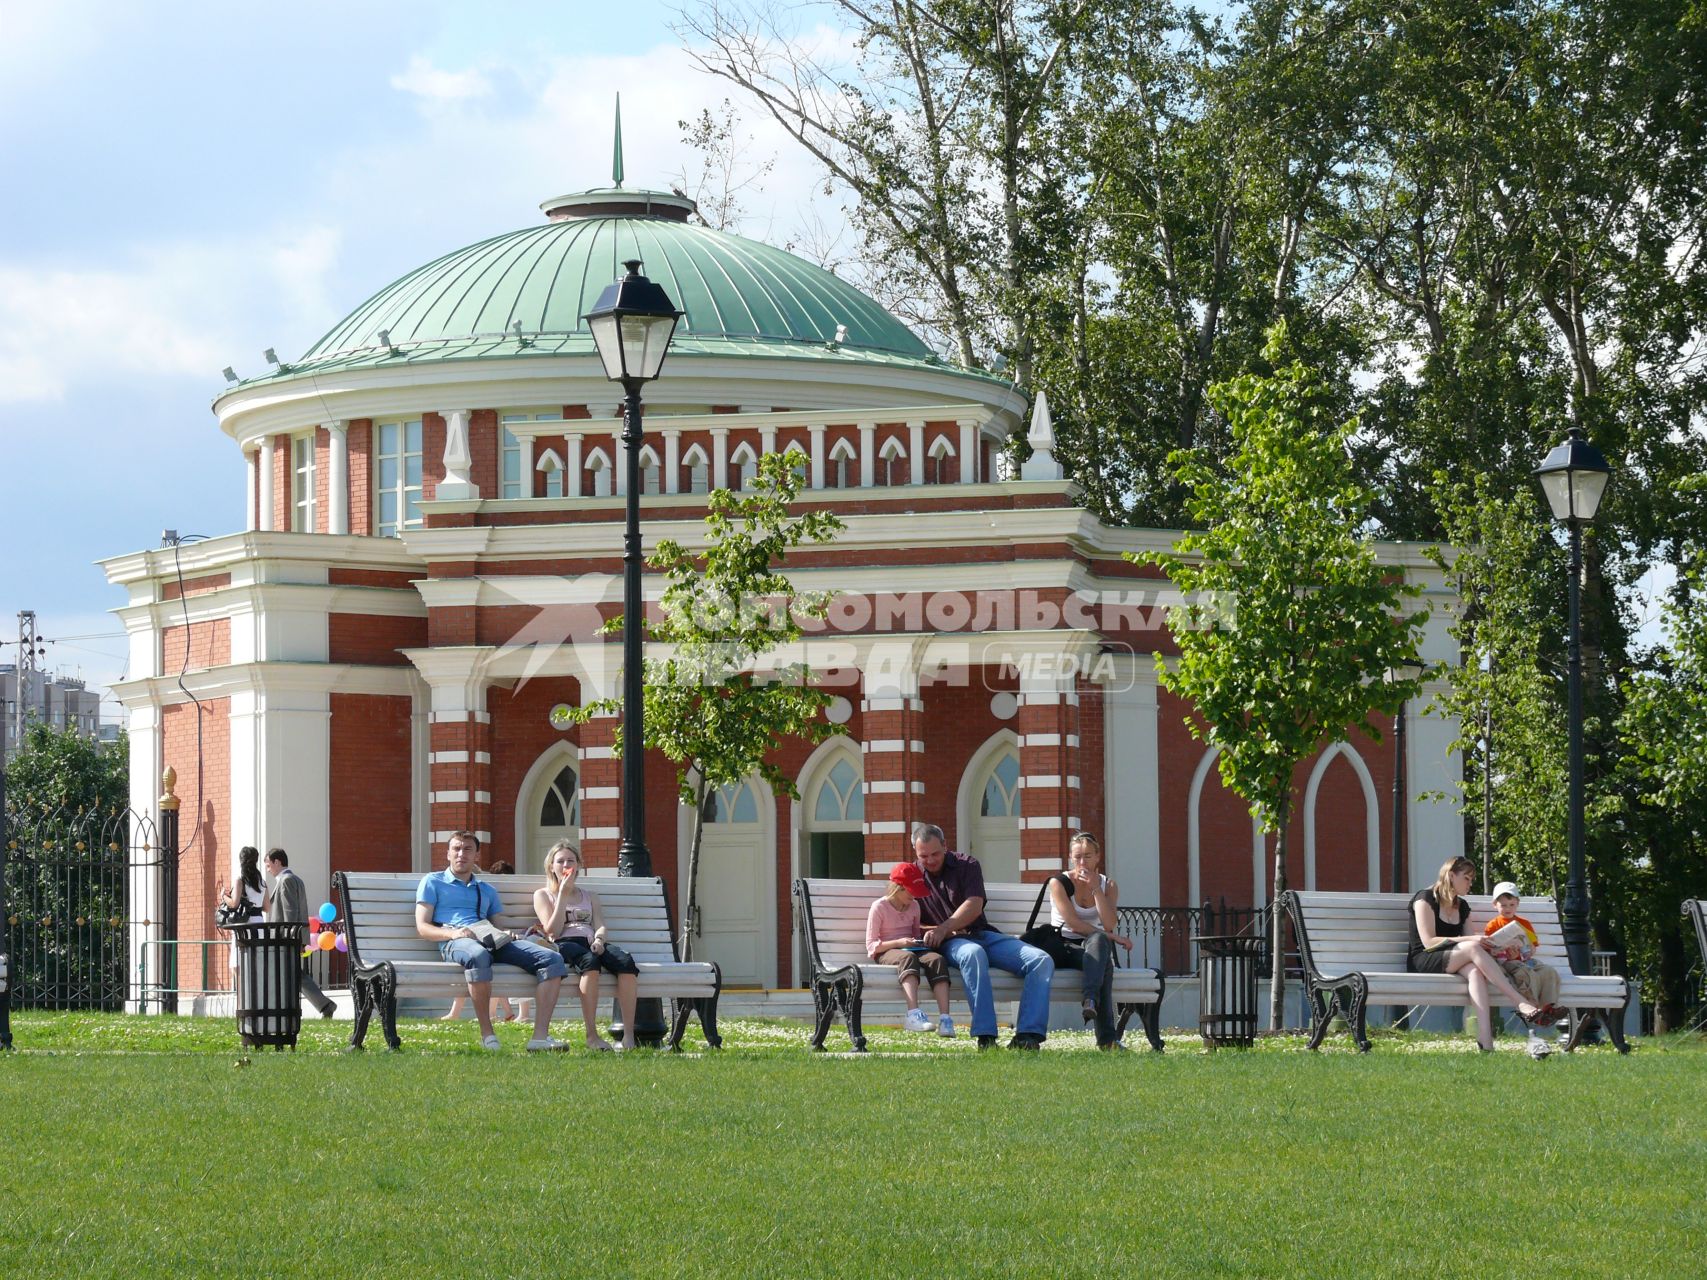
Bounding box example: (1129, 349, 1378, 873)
(683, 779, 773, 987)
(971, 748, 1023, 883)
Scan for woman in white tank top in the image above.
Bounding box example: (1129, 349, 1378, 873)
(1028, 833, 1134, 1048)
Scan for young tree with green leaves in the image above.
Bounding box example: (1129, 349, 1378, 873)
(571, 450, 845, 960)
(1147, 331, 1429, 1028)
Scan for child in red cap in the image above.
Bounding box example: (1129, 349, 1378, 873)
(867, 862, 955, 1035)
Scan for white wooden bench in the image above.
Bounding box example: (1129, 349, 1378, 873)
(794, 877, 1165, 1051)
(1283, 890, 1631, 1053)
(335, 871, 722, 1051)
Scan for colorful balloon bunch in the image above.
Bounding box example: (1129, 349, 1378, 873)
(303, 901, 349, 958)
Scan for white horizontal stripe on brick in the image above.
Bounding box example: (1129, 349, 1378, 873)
(584, 827, 621, 841)
(430, 790, 470, 804)
(866, 821, 907, 834)
(1022, 775, 1061, 789)
(581, 746, 616, 759)
(1023, 733, 1061, 747)
(429, 751, 469, 764)
(1021, 816, 1064, 829)
(1024, 857, 1064, 871)
(581, 786, 620, 800)
(867, 862, 901, 876)
(867, 780, 906, 793)
(863, 739, 905, 753)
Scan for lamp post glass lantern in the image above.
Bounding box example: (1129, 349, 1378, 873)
(1533, 426, 1611, 977)
(584, 260, 680, 882)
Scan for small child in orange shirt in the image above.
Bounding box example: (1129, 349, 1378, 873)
(1486, 881, 1563, 1025)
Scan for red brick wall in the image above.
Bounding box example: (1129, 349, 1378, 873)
(161, 573, 230, 601)
(272, 434, 290, 531)
(313, 426, 331, 532)
(161, 618, 230, 672)
(328, 613, 427, 666)
(470, 409, 498, 499)
(486, 679, 586, 871)
(347, 420, 373, 536)
(163, 697, 231, 991)
(329, 693, 414, 873)
(422, 413, 447, 503)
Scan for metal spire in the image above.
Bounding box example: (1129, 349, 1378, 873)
(612, 93, 624, 189)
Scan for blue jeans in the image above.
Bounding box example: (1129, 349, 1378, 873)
(945, 930, 1055, 1039)
(440, 936, 566, 985)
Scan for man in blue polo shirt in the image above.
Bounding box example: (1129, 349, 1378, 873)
(416, 830, 567, 1050)
(913, 821, 1055, 1049)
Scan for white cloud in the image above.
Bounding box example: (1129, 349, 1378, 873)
(389, 54, 492, 103)
(0, 226, 343, 403)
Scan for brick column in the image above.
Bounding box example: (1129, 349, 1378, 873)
(1016, 673, 1080, 882)
(576, 713, 622, 870)
(408, 650, 496, 866)
(860, 645, 925, 875)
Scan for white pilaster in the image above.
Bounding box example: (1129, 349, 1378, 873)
(520, 436, 535, 498)
(566, 435, 583, 498)
(760, 423, 777, 459)
(1103, 658, 1160, 907)
(907, 420, 925, 485)
(326, 421, 349, 535)
(858, 422, 875, 488)
(808, 424, 826, 488)
(958, 419, 978, 483)
(712, 427, 729, 491)
(258, 436, 275, 532)
(244, 447, 259, 531)
(663, 429, 681, 495)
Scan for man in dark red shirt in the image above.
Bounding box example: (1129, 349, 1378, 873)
(913, 822, 1055, 1048)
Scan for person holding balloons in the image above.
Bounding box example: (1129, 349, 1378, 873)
(262, 848, 338, 1019)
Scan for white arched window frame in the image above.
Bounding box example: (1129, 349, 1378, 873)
(926, 433, 956, 485)
(535, 447, 565, 500)
(514, 741, 583, 865)
(877, 435, 907, 486)
(682, 443, 710, 494)
(585, 446, 613, 498)
(500, 410, 558, 499)
(1302, 742, 1382, 892)
(638, 443, 662, 495)
(729, 441, 759, 491)
(828, 437, 857, 490)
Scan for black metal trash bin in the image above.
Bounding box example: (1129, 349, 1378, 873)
(1194, 933, 1263, 1048)
(231, 922, 305, 1049)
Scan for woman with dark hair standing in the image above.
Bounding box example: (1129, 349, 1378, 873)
(217, 845, 265, 973)
(1407, 855, 1543, 1050)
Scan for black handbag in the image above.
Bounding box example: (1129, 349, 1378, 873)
(216, 899, 259, 928)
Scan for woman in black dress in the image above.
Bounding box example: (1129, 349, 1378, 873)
(1408, 855, 1542, 1050)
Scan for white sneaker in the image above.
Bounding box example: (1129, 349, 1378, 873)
(902, 1009, 932, 1032)
(526, 1035, 569, 1052)
(937, 1014, 955, 1038)
(480, 1034, 502, 1051)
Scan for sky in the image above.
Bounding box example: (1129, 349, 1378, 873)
(0, 0, 845, 716)
(0, 1, 1680, 721)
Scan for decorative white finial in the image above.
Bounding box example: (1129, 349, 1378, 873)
(437, 409, 480, 500)
(1019, 388, 1063, 481)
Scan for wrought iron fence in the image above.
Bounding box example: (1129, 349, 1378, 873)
(1, 798, 167, 1012)
(1116, 900, 1286, 979)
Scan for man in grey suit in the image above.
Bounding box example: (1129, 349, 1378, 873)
(263, 848, 337, 1018)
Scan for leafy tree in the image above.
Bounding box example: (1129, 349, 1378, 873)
(571, 451, 845, 959)
(1610, 554, 1707, 1028)
(1146, 332, 1428, 1028)
(3, 723, 130, 1011)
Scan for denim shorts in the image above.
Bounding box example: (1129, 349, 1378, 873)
(440, 935, 567, 984)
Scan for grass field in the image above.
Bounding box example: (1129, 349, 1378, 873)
(1, 1013, 1703, 1278)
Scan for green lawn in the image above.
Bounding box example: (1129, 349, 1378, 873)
(1, 1013, 1703, 1278)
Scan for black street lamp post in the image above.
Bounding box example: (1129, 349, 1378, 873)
(585, 261, 680, 1045)
(1534, 426, 1611, 976)
(584, 259, 681, 882)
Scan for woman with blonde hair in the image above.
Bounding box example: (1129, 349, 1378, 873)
(1023, 833, 1134, 1049)
(534, 842, 639, 1051)
(1406, 855, 1542, 1050)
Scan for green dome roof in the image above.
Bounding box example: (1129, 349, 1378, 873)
(269, 191, 959, 383)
